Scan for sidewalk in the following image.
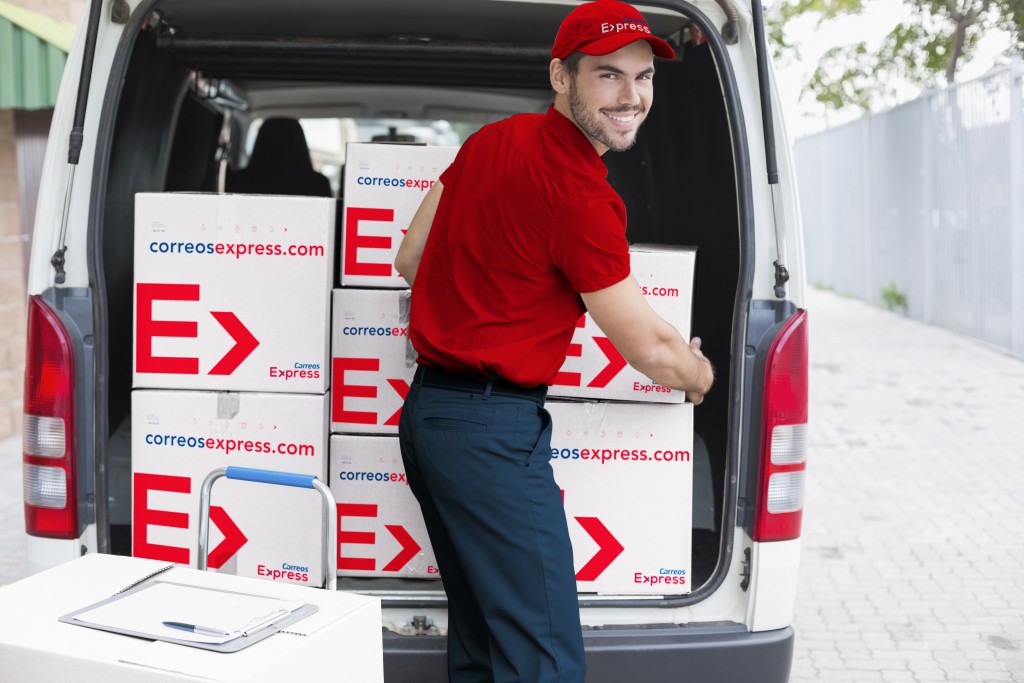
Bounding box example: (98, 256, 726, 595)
(0, 433, 27, 585)
(790, 288, 1024, 683)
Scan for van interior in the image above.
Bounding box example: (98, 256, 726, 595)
(100, 0, 741, 605)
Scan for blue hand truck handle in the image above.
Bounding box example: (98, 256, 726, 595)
(196, 467, 337, 591)
(225, 466, 316, 489)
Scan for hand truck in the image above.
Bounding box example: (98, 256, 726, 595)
(196, 466, 338, 591)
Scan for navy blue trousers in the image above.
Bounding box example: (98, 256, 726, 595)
(398, 377, 586, 683)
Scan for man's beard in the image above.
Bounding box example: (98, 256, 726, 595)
(568, 79, 645, 153)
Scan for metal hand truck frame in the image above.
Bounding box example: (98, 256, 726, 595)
(196, 466, 337, 591)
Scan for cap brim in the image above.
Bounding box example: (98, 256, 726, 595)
(578, 33, 676, 60)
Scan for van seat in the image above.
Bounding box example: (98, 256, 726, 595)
(226, 117, 332, 197)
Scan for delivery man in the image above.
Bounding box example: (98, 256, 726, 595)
(393, 1, 714, 681)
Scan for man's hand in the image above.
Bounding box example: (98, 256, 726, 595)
(684, 337, 714, 405)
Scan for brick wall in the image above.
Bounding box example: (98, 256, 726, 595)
(0, 111, 25, 440)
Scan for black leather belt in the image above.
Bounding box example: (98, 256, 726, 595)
(414, 365, 547, 405)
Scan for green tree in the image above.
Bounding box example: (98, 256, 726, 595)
(768, 0, 1024, 111)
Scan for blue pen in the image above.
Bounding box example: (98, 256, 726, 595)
(162, 621, 232, 637)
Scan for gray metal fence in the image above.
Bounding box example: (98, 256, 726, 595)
(795, 57, 1024, 360)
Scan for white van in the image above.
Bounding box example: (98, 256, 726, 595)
(22, 1, 808, 680)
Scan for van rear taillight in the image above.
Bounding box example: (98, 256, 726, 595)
(754, 309, 808, 542)
(23, 296, 79, 539)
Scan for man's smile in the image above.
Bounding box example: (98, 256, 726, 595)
(603, 109, 643, 127)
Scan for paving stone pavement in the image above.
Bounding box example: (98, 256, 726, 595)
(0, 432, 27, 585)
(791, 288, 1024, 683)
(0, 287, 1022, 682)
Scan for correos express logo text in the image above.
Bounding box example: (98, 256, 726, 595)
(269, 362, 321, 381)
(341, 326, 409, 337)
(634, 567, 687, 586)
(355, 176, 438, 191)
(601, 17, 652, 35)
(258, 562, 310, 583)
(551, 445, 691, 464)
(337, 470, 409, 485)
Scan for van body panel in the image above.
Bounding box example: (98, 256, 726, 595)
(29, 7, 126, 294)
(25, 536, 80, 576)
(747, 539, 802, 631)
(26, 16, 85, 296)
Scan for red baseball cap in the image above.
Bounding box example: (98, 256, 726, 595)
(552, 0, 676, 61)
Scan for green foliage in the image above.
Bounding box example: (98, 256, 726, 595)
(768, 0, 1024, 112)
(993, 0, 1024, 50)
(807, 43, 886, 111)
(880, 280, 909, 312)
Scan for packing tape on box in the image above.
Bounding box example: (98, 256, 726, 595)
(400, 291, 418, 367)
(217, 393, 241, 419)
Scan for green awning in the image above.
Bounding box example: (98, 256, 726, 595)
(0, 1, 76, 109)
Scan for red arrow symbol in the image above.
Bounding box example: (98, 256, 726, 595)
(206, 505, 248, 569)
(383, 378, 410, 426)
(574, 516, 624, 581)
(382, 524, 420, 572)
(208, 311, 259, 375)
(587, 337, 627, 388)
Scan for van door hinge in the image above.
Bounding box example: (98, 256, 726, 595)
(740, 547, 752, 591)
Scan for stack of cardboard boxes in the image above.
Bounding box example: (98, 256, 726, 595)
(130, 142, 698, 596)
(329, 141, 699, 594)
(545, 245, 698, 594)
(328, 143, 457, 578)
(131, 193, 335, 587)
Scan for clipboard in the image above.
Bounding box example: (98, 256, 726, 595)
(59, 580, 318, 653)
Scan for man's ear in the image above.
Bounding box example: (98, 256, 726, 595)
(550, 58, 571, 95)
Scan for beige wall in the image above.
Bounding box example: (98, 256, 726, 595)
(0, 111, 25, 441)
(5, 0, 85, 26)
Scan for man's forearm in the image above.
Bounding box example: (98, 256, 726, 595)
(394, 181, 443, 287)
(629, 326, 714, 395)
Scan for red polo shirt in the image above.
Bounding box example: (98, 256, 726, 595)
(409, 106, 631, 387)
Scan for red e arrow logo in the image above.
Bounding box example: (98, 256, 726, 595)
(331, 358, 409, 426)
(136, 283, 260, 375)
(337, 503, 422, 572)
(208, 312, 260, 375)
(574, 516, 624, 581)
(587, 338, 627, 388)
(382, 524, 421, 572)
(552, 316, 628, 389)
(345, 207, 395, 277)
(131, 473, 248, 568)
(206, 506, 249, 569)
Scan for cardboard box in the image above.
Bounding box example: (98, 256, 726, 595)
(548, 245, 697, 403)
(547, 400, 694, 594)
(330, 435, 438, 578)
(134, 192, 334, 393)
(0, 554, 383, 682)
(132, 389, 330, 588)
(330, 288, 417, 435)
(326, 402, 693, 594)
(340, 143, 458, 287)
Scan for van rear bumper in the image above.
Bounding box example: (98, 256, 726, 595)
(383, 623, 794, 683)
